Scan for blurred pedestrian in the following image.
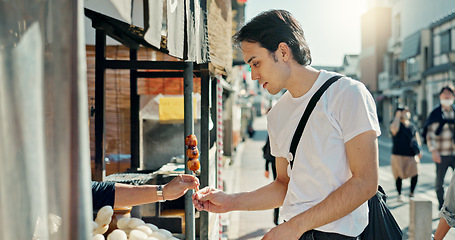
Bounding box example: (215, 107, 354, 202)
(389, 106, 421, 202)
(262, 134, 279, 225)
(422, 85, 455, 209)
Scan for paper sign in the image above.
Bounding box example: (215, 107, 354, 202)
(159, 97, 196, 122)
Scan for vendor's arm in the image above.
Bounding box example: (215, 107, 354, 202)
(114, 174, 199, 208)
(192, 156, 289, 213)
(263, 130, 379, 239)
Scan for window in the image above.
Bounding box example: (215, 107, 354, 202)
(406, 57, 419, 78)
(441, 30, 451, 54)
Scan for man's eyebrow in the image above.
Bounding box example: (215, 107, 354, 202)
(246, 56, 256, 64)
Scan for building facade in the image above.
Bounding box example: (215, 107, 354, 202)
(366, 0, 455, 133)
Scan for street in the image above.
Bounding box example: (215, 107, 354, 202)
(223, 115, 455, 240)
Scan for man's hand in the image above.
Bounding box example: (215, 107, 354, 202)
(432, 151, 442, 163)
(191, 187, 232, 213)
(264, 170, 270, 178)
(163, 174, 200, 201)
(261, 221, 302, 240)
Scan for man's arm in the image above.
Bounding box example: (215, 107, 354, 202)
(192, 157, 289, 213)
(232, 156, 289, 211)
(265, 130, 378, 239)
(435, 173, 455, 239)
(434, 218, 451, 240)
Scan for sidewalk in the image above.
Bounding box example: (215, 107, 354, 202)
(221, 115, 455, 239)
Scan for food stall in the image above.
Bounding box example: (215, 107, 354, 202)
(84, 0, 235, 239)
(0, 0, 239, 239)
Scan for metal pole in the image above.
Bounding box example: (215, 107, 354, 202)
(94, 29, 106, 181)
(199, 64, 210, 239)
(130, 48, 140, 170)
(184, 62, 195, 240)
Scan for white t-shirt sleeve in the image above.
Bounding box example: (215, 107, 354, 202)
(332, 81, 381, 143)
(267, 121, 280, 159)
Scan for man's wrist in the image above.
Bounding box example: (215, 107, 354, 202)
(157, 185, 166, 202)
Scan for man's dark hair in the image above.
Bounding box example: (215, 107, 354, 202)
(440, 85, 455, 95)
(233, 9, 312, 66)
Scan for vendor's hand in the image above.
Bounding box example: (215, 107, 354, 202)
(264, 170, 270, 178)
(394, 110, 402, 119)
(432, 151, 442, 164)
(191, 187, 231, 213)
(163, 174, 200, 201)
(262, 221, 302, 240)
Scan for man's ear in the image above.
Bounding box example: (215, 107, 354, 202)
(277, 42, 290, 61)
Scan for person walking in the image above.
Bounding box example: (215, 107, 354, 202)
(262, 134, 279, 225)
(423, 85, 455, 210)
(389, 107, 421, 202)
(192, 10, 380, 240)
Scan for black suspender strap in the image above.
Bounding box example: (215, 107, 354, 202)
(289, 75, 342, 169)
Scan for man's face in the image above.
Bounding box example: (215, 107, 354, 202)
(440, 89, 455, 100)
(440, 89, 455, 108)
(241, 41, 289, 95)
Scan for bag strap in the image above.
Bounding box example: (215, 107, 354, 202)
(289, 75, 342, 169)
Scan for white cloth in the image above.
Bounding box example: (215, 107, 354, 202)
(267, 70, 381, 237)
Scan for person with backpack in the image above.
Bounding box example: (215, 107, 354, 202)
(422, 85, 455, 210)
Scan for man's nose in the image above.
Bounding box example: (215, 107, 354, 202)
(251, 69, 259, 81)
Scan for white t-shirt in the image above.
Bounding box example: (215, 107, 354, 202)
(267, 70, 381, 237)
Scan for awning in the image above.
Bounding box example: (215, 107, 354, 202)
(399, 31, 421, 61)
(382, 87, 413, 97)
(85, 0, 209, 63)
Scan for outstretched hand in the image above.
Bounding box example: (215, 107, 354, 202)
(191, 187, 231, 213)
(163, 174, 200, 201)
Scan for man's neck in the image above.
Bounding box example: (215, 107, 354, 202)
(442, 105, 453, 112)
(286, 65, 320, 98)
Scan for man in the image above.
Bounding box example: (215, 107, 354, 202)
(192, 10, 380, 240)
(92, 174, 199, 211)
(422, 85, 455, 210)
(433, 172, 455, 240)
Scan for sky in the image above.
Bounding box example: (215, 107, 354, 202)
(244, 0, 368, 66)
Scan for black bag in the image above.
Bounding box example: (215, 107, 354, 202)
(360, 186, 402, 240)
(405, 124, 420, 156)
(410, 138, 420, 155)
(288, 75, 402, 239)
